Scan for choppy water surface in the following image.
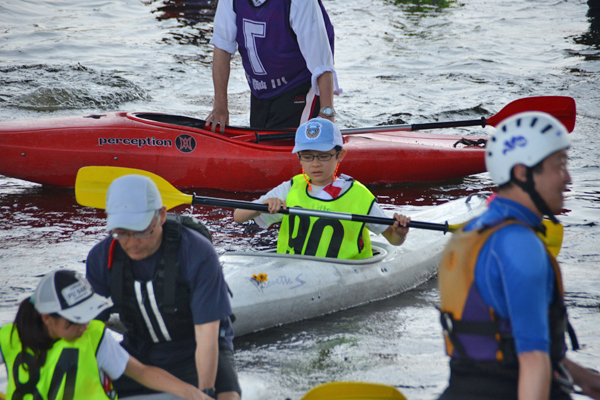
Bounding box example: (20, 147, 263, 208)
(1, 0, 599, 399)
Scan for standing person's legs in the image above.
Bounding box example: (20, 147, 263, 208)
(249, 94, 271, 129)
(249, 81, 319, 129)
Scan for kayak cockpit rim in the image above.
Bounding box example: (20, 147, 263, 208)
(129, 112, 287, 132)
(221, 245, 389, 265)
(126, 112, 296, 148)
(130, 112, 218, 130)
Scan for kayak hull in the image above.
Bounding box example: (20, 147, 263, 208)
(224, 195, 487, 336)
(0, 113, 486, 192)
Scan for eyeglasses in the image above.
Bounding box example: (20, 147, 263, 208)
(298, 151, 340, 162)
(111, 212, 159, 241)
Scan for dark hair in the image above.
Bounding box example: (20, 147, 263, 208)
(12, 298, 58, 368)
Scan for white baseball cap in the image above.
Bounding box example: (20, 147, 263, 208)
(106, 175, 162, 232)
(32, 270, 113, 323)
(292, 117, 344, 153)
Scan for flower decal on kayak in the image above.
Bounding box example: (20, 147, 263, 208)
(251, 273, 268, 292)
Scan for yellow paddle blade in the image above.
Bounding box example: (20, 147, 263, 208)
(301, 382, 407, 400)
(447, 222, 465, 233)
(539, 218, 564, 257)
(0, 392, 5, 399)
(75, 166, 193, 210)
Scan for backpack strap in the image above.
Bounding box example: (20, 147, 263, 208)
(162, 214, 182, 313)
(109, 238, 124, 311)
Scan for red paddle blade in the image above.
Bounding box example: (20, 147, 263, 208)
(486, 96, 576, 132)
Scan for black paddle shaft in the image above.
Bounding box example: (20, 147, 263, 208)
(408, 117, 487, 131)
(191, 195, 450, 233)
(252, 117, 487, 142)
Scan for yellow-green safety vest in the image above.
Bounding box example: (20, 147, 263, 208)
(0, 320, 117, 400)
(277, 175, 376, 259)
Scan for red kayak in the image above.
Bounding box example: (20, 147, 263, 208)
(0, 112, 486, 191)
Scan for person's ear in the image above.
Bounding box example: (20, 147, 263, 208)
(512, 164, 528, 183)
(337, 148, 347, 163)
(41, 313, 52, 327)
(159, 206, 168, 225)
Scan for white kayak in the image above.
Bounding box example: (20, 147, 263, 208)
(0, 195, 487, 399)
(223, 194, 488, 336)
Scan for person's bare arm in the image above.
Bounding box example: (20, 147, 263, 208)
(206, 47, 232, 133)
(381, 213, 410, 246)
(517, 350, 551, 400)
(317, 71, 334, 122)
(563, 357, 600, 399)
(195, 321, 220, 390)
(233, 208, 260, 224)
(124, 356, 210, 400)
(233, 198, 287, 223)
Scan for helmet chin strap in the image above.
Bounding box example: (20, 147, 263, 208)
(511, 168, 559, 225)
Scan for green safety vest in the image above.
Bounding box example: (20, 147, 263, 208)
(0, 320, 117, 400)
(277, 175, 376, 259)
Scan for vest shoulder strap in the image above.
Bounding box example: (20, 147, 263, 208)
(162, 215, 183, 313)
(161, 214, 211, 311)
(109, 239, 124, 311)
(109, 214, 212, 312)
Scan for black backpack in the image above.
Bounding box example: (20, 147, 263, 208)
(172, 214, 212, 243)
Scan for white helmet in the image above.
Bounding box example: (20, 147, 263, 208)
(485, 111, 571, 186)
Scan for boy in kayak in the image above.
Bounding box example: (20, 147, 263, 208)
(0, 269, 210, 400)
(436, 112, 600, 399)
(233, 117, 410, 259)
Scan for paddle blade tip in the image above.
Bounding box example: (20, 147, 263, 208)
(540, 218, 564, 257)
(75, 166, 109, 209)
(487, 96, 576, 133)
(300, 382, 407, 400)
(75, 166, 194, 211)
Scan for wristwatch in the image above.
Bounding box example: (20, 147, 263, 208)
(319, 106, 336, 118)
(201, 388, 216, 398)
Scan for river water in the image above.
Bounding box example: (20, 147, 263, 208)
(1, 0, 599, 399)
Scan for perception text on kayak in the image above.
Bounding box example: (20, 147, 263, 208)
(99, 137, 173, 148)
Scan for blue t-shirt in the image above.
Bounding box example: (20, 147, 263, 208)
(86, 226, 234, 350)
(465, 197, 556, 355)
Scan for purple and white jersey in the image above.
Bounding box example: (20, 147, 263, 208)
(229, 0, 335, 99)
